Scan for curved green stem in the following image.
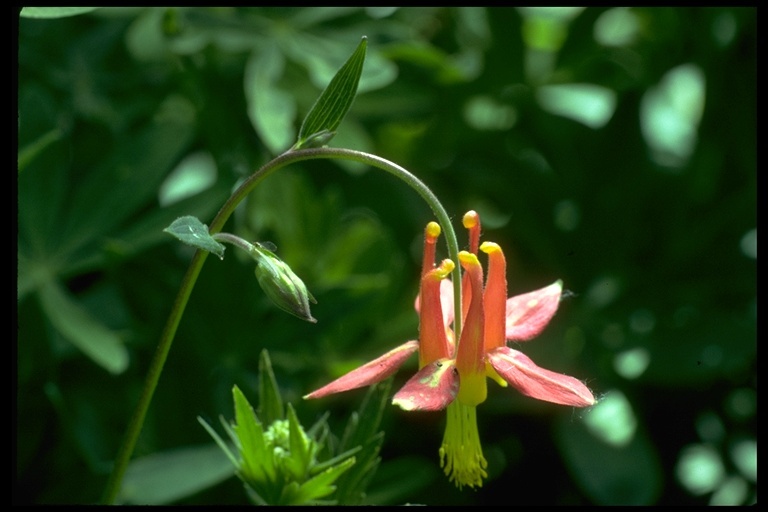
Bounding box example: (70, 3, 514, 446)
(101, 146, 462, 504)
(211, 232, 257, 253)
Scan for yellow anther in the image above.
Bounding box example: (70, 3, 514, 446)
(479, 241, 501, 254)
(434, 258, 455, 278)
(462, 211, 479, 229)
(458, 250, 480, 267)
(425, 221, 441, 240)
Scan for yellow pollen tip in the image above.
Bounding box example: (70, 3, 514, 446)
(462, 211, 479, 229)
(479, 241, 501, 254)
(436, 258, 455, 276)
(458, 251, 479, 267)
(426, 222, 441, 240)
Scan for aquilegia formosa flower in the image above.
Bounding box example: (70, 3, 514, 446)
(305, 211, 595, 489)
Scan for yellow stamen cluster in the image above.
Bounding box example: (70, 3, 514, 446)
(439, 402, 488, 489)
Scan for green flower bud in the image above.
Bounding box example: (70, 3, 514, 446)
(251, 244, 317, 323)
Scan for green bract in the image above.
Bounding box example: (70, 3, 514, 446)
(293, 36, 367, 149)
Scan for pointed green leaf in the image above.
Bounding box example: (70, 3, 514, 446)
(286, 404, 313, 478)
(294, 36, 367, 149)
(294, 456, 356, 504)
(312, 445, 361, 475)
(163, 215, 225, 259)
(38, 281, 128, 374)
(257, 350, 285, 425)
(232, 385, 271, 483)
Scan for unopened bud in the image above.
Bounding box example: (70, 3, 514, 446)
(251, 245, 317, 323)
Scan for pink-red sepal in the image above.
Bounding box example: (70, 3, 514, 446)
(487, 346, 595, 407)
(392, 358, 459, 411)
(304, 341, 418, 399)
(506, 280, 563, 342)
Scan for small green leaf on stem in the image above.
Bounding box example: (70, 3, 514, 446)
(163, 215, 226, 259)
(294, 36, 367, 149)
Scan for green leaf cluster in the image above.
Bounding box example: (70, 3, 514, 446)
(199, 351, 389, 505)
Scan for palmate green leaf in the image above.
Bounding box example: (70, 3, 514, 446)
(37, 281, 128, 374)
(163, 215, 226, 259)
(293, 36, 367, 149)
(118, 443, 235, 505)
(63, 105, 196, 257)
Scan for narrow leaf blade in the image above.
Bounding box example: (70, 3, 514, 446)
(257, 349, 284, 425)
(38, 281, 129, 374)
(20, 7, 99, 18)
(294, 37, 367, 149)
(118, 443, 234, 505)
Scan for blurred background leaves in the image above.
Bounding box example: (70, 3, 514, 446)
(16, 7, 755, 505)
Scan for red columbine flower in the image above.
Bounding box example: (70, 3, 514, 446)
(304, 212, 595, 489)
(303, 221, 455, 401)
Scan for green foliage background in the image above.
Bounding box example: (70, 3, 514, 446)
(16, 7, 756, 505)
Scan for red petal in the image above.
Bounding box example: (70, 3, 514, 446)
(392, 358, 459, 411)
(418, 261, 454, 367)
(487, 346, 595, 407)
(304, 341, 418, 399)
(505, 280, 562, 341)
(481, 242, 507, 352)
(415, 279, 455, 330)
